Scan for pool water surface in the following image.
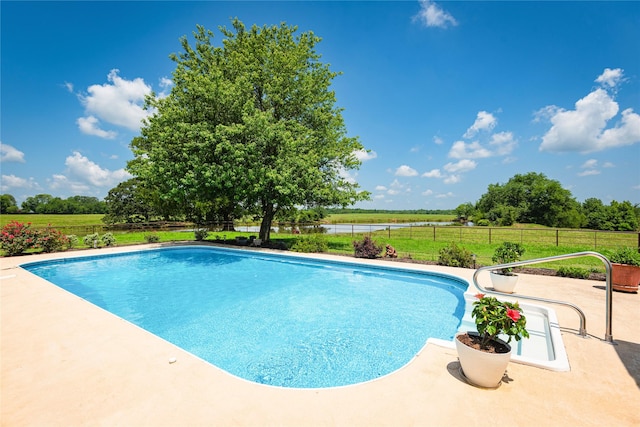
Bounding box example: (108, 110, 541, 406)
(22, 246, 466, 388)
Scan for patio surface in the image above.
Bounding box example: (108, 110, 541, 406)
(2, 243, 639, 426)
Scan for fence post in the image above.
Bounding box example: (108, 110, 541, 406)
(489, 227, 492, 244)
(388, 225, 391, 239)
(556, 229, 559, 247)
(433, 226, 436, 241)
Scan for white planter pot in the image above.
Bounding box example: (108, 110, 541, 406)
(490, 271, 519, 293)
(455, 332, 512, 388)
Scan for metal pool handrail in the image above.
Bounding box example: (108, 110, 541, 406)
(471, 251, 613, 343)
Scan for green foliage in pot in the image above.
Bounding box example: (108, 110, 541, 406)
(608, 247, 640, 266)
(472, 293, 529, 349)
(492, 241, 525, 275)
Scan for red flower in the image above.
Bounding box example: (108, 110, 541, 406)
(506, 308, 521, 322)
(475, 293, 485, 299)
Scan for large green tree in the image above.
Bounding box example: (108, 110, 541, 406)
(476, 172, 583, 228)
(129, 20, 369, 240)
(0, 194, 18, 214)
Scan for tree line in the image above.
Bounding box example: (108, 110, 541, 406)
(454, 172, 638, 231)
(0, 194, 106, 214)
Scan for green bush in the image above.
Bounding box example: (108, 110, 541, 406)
(101, 232, 116, 247)
(66, 234, 79, 249)
(144, 233, 160, 243)
(437, 242, 473, 268)
(557, 266, 590, 279)
(353, 236, 383, 259)
(194, 228, 209, 241)
(608, 247, 640, 266)
(492, 242, 526, 274)
(83, 233, 100, 247)
(291, 234, 329, 253)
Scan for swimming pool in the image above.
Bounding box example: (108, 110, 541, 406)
(22, 246, 467, 388)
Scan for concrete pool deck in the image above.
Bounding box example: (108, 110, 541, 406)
(2, 243, 639, 426)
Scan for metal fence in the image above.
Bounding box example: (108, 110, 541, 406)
(33, 221, 640, 251)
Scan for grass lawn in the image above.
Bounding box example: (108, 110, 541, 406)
(2, 214, 636, 275)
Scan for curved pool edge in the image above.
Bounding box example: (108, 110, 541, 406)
(13, 242, 569, 376)
(16, 242, 470, 390)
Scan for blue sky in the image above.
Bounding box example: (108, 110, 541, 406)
(2, 1, 639, 210)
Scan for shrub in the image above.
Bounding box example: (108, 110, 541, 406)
(36, 227, 69, 253)
(66, 235, 79, 249)
(353, 236, 383, 259)
(476, 219, 490, 226)
(144, 233, 160, 243)
(608, 247, 640, 266)
(194, 228, 209, 241)
(492, 242, 526, 274)
(101, 232, 116, 247)
(557, 266, 590, 279)
(437, 242, 473, 268)
(0, 221, 36, 256)
(83, 233, 100, 247)
(291, 234, 328, 253)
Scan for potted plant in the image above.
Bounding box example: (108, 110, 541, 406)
(608, 247, 640, 293)
(490, 242, 526, 293)
(455, 294, 529, 388)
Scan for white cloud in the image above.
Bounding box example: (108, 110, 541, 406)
(158, 77, 173, 98)
(444, 159, 477, 173)
(436, 192, 454, 198)
(603, 162, 615, 168)
(595, 68, 624, 89)
(489, 131, 517, 156)
(578, 169, 601, 177)
(62, 151, 131, 188)
(463, 111, 497, 138)
(413, 0, 458, 29)
(0, 174, 39, 192)
(395, 165, 418, 177)
(354, 149, 377, 161)
(374, 194, 385, 200)
(422, 189, 433, 196)
(76, 116, 117, 139)
(443, 174, 461, 184)
(539, 69, 640, 153)
(1, 143, 25, 163)
(375, 185, 387, 191)
(433, 136, 444, 145)
(387, 189, 399, 195)
(78, 69, 153, 137)
(581, 159, 598, 169)
(448, 140, 492, 159)
(422, 169, 442, 178)
(64, 82, 74, 92)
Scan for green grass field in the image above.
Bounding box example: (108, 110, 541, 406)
(2, 213, 637, 274)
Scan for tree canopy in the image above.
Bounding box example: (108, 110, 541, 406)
(472, 172, 638, 231)
(475, 172, 583, 228)
(128, 19, 369, 240)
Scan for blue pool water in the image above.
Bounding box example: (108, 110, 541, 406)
(22, 246, 466, 388)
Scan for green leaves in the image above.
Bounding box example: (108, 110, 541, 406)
(128, 19, 368, 239)
(471, 295, 529, 349)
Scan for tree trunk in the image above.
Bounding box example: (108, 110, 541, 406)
(259, 203, 275, 241)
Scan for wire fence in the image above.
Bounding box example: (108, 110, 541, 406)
(34, 222, 639, 251)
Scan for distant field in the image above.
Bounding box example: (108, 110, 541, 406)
(1, 214, 104, 228)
